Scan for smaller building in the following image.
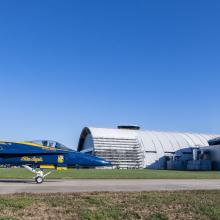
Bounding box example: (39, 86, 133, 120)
(204, 137, 220, 170)
(165, 137, 220, 171)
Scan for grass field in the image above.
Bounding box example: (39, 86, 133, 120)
(0, 191, 219, 220)
(0, 168, 220, 179)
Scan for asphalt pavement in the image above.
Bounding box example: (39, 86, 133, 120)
(0, 179, 220, 194)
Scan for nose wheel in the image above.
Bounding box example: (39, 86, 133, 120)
(35, 176, 44, 184)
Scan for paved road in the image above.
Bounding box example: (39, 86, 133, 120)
(0, 179, 220, 194)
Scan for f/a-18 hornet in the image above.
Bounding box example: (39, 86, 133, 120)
(0, 140, 111, 183)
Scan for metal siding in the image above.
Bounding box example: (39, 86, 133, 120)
(177, 133, 196, 146)
(194, 134, 208, 145)
(144, 152, 158, 167)
(155, 132, 175, 153)
(165, 133, 182, 151)
(169, 133, 191, 150)
(184, 133, 206, 147)
(145, 132, 164, 159)
(138, 131, 156, 152)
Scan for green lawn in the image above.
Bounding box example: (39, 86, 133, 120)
(0, 168, 220, 179)
(0, 191, 220, 219)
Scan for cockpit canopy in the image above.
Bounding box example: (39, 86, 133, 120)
(29, 140, 71, 151)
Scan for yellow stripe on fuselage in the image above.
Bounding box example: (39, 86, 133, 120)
(40, 165, 68, 170)
(40, 165, 56, 169)
(17, 142, 57, 151)
(17, 142, 43, 147)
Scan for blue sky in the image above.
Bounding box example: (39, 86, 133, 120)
(0, 0, 219, 148)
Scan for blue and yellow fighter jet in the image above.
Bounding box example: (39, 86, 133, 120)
(0, 140, 111, 183)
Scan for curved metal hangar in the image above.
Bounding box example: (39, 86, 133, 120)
(77, 126, 219, 169)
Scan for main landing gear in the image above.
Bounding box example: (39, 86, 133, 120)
(22, 165, 52, 184)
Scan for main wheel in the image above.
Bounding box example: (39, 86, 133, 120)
(35, 176, 44, 184)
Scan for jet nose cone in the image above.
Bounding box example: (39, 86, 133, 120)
(93, 158, 112, 167)
(100, 160, 112, 166)
(73, 152, 112, 168)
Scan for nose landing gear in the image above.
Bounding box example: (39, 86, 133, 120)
(23, 165, 52, 184)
